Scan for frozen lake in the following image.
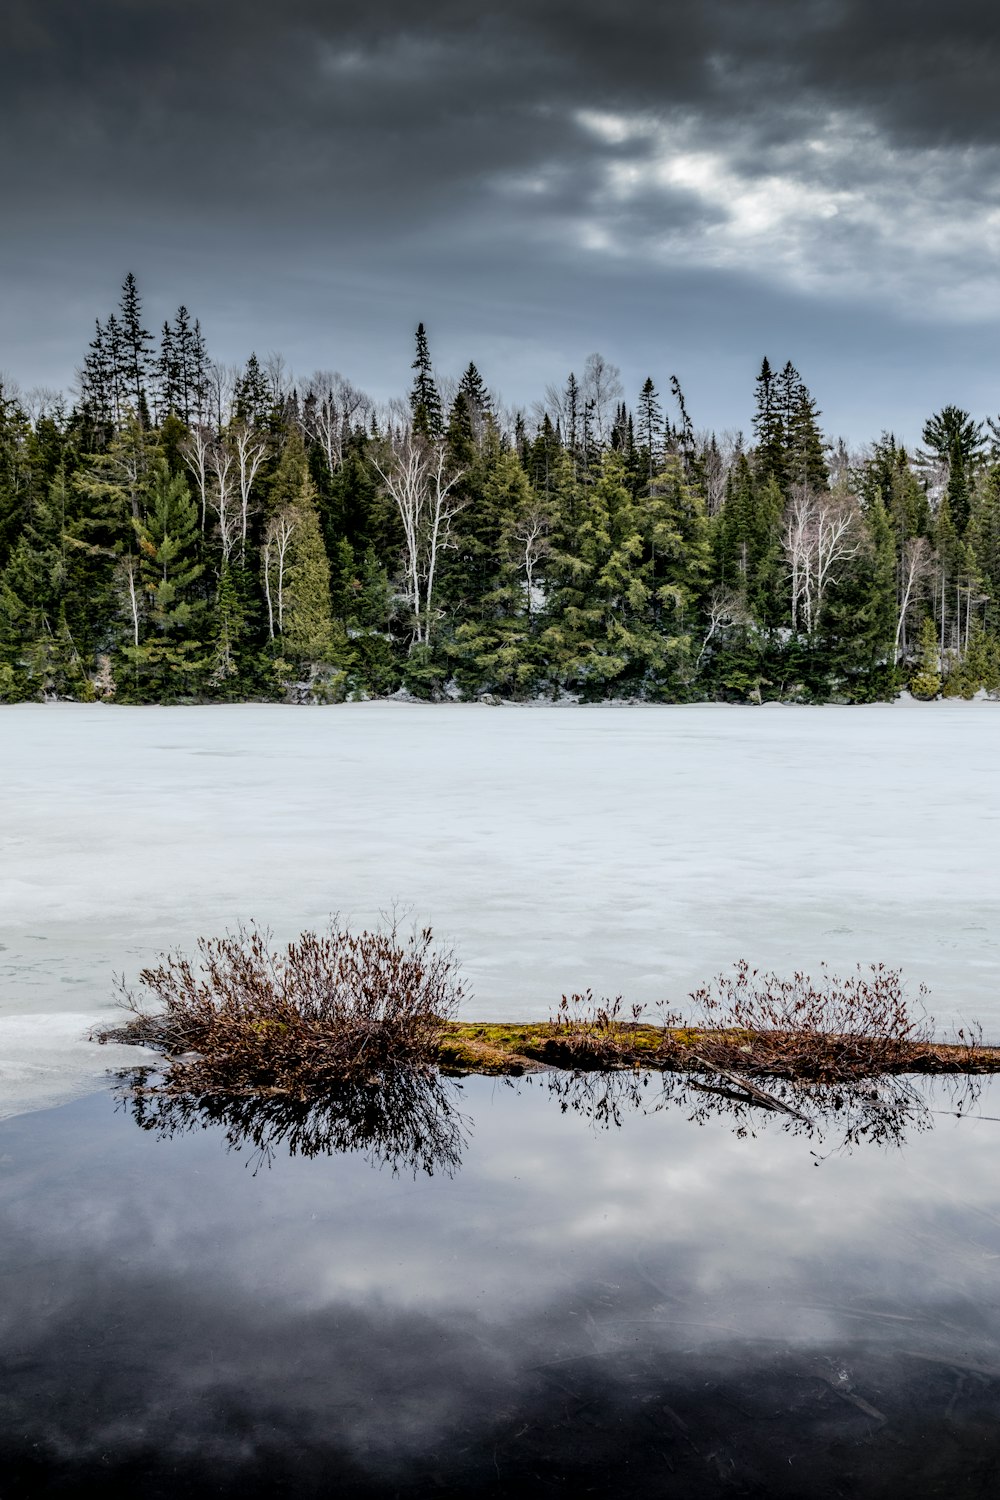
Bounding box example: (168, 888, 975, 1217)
(1, 699, 999, 1117)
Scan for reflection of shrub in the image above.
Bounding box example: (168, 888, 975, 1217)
(544, 1067, 975, 1155)
(99, 921, 465, 1093)
(683, 960, 932, 1081)
(123, 1067, 467, 1176)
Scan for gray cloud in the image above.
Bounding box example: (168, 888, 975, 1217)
(2, 1, 1000, 438)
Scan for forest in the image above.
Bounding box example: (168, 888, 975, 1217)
(1, 273, 998, 706)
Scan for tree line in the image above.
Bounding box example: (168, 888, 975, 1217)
(2, 272, 999, 706)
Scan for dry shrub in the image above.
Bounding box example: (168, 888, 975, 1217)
(99, 920, 466, 1093)
(682, 959, 932, 1080)
(546, 991, 647, 1066)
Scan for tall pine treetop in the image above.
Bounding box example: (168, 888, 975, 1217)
(410, 323, 443, 441)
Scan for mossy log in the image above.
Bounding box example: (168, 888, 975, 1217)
(434, 1021, 1000, 1079)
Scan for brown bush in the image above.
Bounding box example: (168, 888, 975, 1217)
(680, 960, 932, 1081)
(545, 991, 648, 1066)
(99, 920, 466, 1093)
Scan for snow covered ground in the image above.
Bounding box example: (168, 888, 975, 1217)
(2, 699, 998, 1119)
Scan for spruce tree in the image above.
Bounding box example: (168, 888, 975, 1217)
(410, 324, 443, 440)
(785, 374, 828, 488)
(752, 357, 786, 488)
(637, 378, 663, 481)
(118, 273, 154, 420)
(126, 462, 207, 697)
(910, 616, 942, 699)
(457, 362, 492, 422)
(234, 354, 272, 429)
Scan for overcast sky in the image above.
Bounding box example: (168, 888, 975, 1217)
(3, 0, 1000, 442)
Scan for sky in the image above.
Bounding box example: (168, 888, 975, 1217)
(3, 0, 1000, 443)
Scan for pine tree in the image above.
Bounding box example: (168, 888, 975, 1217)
(752, 357, 786, 488)
(265, 435, 341, 671)
(785, 374, 828, 488)
(410, 324, 443, 440)
(283, 487, 338, 661)
(910, 616, 942, 699)
(234, 354, 272, 429)
(821, 496, 897, 701)
(921, 407, 986, 537)
(457, 362, 492, 422)
(210, 557, 244, 687)
(125, 462, 207, 697)
(715, 454, 784, 621)
(118, 273, 154, 420)
(81, 319, 115, 431)
(156, 320, 178, 423)
(637, 378, 663, 481)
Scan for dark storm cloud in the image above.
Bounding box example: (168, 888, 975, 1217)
(3, 1, 1000, 436)
(4, 0, 997, 217)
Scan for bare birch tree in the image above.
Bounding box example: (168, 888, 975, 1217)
(582, 353, 623, 445)
(783, 487, 864, 635)
(372, 434, 464, 647)
(208, 441, 239, 564)
(302, 372, 371, 473)
(512, 505, 551, 615)
(117, 555, 142, 648)
(894, 536, 934, 662)
(232, 424, 268, 562)
(180, 424, 213, 531)
(695, 586, 753, 669)
(262, 509, 297, 640)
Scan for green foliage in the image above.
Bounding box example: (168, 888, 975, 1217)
(120, 462, 208, 699)
(910, 618, 942, 700)
(8, 298, 1000, 708)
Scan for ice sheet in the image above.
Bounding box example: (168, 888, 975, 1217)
(2, 699, 998, 1118)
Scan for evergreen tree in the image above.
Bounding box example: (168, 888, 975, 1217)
(124, 462, 207, 697)
(265, 435, 342, 675)
(785, 372, 828, 488)
(0, 468, 83, 697)
(821, 497, 897, 701)
(457, 362, 492, 423)
(921, 406, 986, 536)
(714, 455, 784, 621)
(752, 357, 786, 488)
(156, 320, 178, 423)
(637, 378, 663, 481)
(234, 354, 272, 429)
(910, 616, 942, 699)
(410, 324, 443, 440)
(118, 273, 154, 420)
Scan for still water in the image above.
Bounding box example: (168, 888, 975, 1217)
(3, 1069, 1000, 1496)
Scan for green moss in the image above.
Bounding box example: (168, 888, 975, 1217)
(432, 1020, 1000, 1080)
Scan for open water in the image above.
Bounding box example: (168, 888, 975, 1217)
(3, 1069, 1000, 1495)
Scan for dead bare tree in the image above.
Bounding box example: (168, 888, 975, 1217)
(180, 424, 213, 531)
(205, 361, 237, 430)
(117, 555, 142, 648)
(373, 434, 465, 647)
(208, 441, 239, 564)
(582, 352, 623, 446)
(303, 371, 372, 473)
(512, 505, 551, 614)
(232, 424, 268, 563)
(894, 536, 934, 662)
(262, 509, 297, 639)
(783, 487, 864, 635)
(695, 586, 753, 669)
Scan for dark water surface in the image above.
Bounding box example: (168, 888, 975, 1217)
(3, 1071, 1000, 1497)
